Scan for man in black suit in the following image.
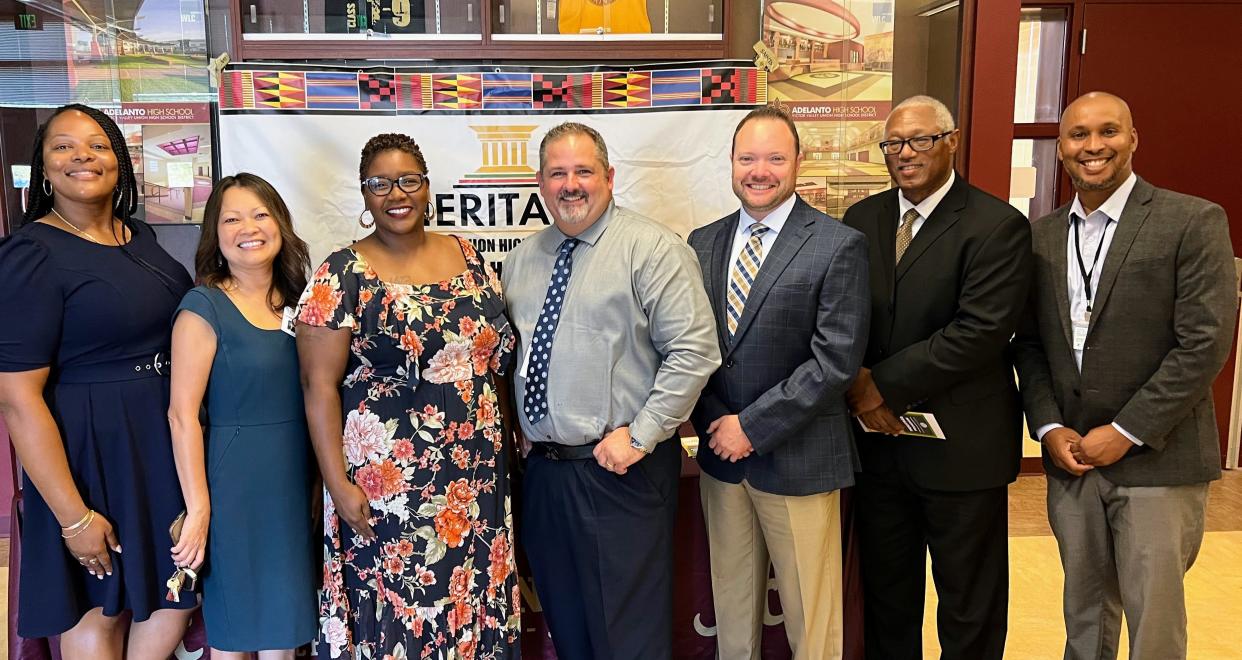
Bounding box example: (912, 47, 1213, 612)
(843, 95, 1033, 660)
(688, 106, 870, 659)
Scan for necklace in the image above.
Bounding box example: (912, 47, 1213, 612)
(49, 208, 104, 244)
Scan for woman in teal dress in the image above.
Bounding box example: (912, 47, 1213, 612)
(167, 173, 316, 658)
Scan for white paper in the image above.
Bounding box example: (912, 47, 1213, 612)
(860, 411, 947, 439)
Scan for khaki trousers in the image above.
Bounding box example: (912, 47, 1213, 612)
(700, 472, 843, 660)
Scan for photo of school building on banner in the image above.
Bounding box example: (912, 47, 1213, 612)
(216, 62, 767, 267)
(763, 0, 896, 217)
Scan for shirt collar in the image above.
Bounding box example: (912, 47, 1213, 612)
(739, 193, 797, 236)
(554, 200, 614, 247)
(898, 170, 956, 221)
(1068, 171, 1138, 224)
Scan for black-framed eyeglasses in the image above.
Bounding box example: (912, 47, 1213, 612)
(363, 173, 427, 196)
(879, 131, 954, 156)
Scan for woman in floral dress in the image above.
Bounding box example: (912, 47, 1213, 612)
(296, 133, 520, 659)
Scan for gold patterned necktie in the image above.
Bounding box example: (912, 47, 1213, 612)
(895, 208, 919, 264)
(726, 222, 770, 337)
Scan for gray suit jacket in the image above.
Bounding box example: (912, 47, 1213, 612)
(688, 196, 870, 496)
(1013, 177, 1236, 486)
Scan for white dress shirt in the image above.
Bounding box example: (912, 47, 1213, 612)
(1035, 171, 1142, 446)
(897, 170, 956, 237)
(728, 193, 796, 268)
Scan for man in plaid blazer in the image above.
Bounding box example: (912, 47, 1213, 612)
(688, 105, 871, 660)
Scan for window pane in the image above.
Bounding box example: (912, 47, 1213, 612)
(1014, 7, 1068, 123)
(1010, 138, 1059, 221)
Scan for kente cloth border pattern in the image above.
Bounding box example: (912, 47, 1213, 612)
(220, 64, 767, 113)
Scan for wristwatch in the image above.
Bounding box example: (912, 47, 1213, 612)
(630, 436, 651, 454)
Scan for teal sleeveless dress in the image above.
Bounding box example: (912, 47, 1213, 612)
(175, 286, 316, 651)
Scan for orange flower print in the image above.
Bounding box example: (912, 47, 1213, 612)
(459, 315, 477, 337)
(354, 460, 405, 500)
(445, 478, 477, 514)
(391, 438, 415, 463)
(477, 397, 497, 429)
(384, 555, 405, 574)
(399, 328, 423, 357)
(471, 325, 499, 375)
(457, 637, 477, 660)
(396, 539, 415, 557)
(298, 281, 343, 326)
(434, 508, 470, 548)
(488, 533, 512, 588)
(359, 288, 373, 305)
(451, 445, 470, 470)
(449, 565, 475, 602)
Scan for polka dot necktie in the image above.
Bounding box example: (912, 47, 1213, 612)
(524, 237, 580, 424)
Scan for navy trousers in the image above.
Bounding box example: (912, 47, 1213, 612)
(522, 437, 681, 660)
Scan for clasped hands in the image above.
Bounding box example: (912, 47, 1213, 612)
(1043, 424, 1132, 475)
(846, 368, 904, 435)
(706, 415, 754, 462)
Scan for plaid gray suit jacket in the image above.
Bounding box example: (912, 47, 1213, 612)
(1014, 177, 1236, 486)
(688, 196, 870, 496)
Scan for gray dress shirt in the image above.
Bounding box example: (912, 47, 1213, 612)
(502, 203, 721, 451)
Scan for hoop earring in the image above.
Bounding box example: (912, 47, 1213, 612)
(42, 179, 53, 196)
(358, 209, 375, 229)
(425, 201, 436, 222)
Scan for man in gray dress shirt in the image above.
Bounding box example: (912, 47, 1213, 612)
(502, 122, 720, 660)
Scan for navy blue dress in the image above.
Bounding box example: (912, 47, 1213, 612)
(174, 286, 316, 651)
(0, 221, 195, 638)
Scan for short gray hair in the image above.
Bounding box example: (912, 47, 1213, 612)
(891, 95, 956, 132)
(539, 122, 610, 172)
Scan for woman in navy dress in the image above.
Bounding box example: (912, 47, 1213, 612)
(167, 173, 317, 658)
(296, 134, 520, 659)
(0, 104, 196, 657)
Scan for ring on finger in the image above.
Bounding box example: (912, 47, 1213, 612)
(89, 558, 99, 564)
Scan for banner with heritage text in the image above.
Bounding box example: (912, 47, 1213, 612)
(218, 62, 767, 266)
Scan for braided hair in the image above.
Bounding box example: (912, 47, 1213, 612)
(24, 103, 184, 298)
(23, 103, 139, 229)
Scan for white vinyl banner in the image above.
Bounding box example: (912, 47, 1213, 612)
(217, 64, 768, 266)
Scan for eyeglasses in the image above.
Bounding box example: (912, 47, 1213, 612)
(879, 131, 954, 156)
(363, 173, 427, 196)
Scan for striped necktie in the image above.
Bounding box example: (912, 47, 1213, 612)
(726, 223, 770, 337)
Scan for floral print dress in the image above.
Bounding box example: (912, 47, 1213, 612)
(296, 237, 520, 660)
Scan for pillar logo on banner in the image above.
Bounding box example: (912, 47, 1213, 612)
(218, 62, 767, 266)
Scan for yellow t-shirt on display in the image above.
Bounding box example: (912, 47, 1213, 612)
(558, 0, 652, 34)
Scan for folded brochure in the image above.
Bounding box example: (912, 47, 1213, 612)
(860, 411, 946, 439)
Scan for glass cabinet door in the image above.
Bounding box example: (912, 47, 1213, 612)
(240, 0, 481, 37)
(491, 0, 723, 38)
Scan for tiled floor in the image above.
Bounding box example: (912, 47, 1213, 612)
(3, 472, 1240, 658)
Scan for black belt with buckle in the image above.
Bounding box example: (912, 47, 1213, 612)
(58, 351, 172, 384)
(530, 441, 600, 461)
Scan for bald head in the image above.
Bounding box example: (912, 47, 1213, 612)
(1057, 91, 1139, 199)
(1060, 91, 1133, 133)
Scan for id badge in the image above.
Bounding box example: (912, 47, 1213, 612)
(519, 345, 532, 379)
(281, 307, 298, 337)
(1071, 319, 1089, 351)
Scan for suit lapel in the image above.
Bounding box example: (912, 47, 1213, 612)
(709, 213, 739, 350)
(1088, 177, 1154, 330)
(727, 199, 815, 355)
(895, 176, 966, 282)
(876, 192, 898, 301)
(1049, 207, 1074, 347)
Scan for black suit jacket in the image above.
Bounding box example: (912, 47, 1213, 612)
(689, 196, 871, 496)
(843, 175, 1033, 492)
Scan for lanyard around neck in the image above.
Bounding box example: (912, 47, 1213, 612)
(1072, 214, 1109, 313)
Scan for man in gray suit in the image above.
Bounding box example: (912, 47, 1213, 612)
(1014, 91, 1236, 659)
(688, 105, 870, 659)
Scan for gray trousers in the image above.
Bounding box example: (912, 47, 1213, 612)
(1047, 470, 1209, 660)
